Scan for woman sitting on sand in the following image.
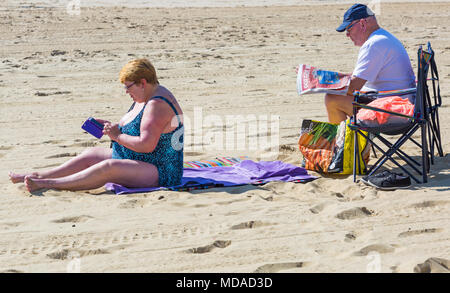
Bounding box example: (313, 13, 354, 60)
(10, 59, 184, 192)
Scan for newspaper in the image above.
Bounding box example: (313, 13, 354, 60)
(297, 64, 351, 96)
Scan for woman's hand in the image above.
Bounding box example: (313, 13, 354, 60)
(103, 122, 121, 141)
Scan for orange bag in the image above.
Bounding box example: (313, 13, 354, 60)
(356, 96, 414, 125)
(298, 119, 370, 174)
(298, 120, 337, 173)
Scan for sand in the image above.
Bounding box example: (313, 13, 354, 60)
(0, 1, 449, 273)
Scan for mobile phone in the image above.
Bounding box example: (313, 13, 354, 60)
(82, 117, 104, 139)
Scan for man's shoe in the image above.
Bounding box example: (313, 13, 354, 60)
(360, 170, 401, 186)
(367, 172, 411, 190)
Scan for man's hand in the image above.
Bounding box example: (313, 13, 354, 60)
(347, 76, 367, 96)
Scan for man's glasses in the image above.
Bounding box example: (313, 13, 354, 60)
(345, 20, 360, 32)
(124, 82, 136, 90)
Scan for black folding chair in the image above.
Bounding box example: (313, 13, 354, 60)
(425, 43, 444, 162)
(349, 42, 443, 184)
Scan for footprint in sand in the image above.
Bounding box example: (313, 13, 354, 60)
(50, 50, 67, 56)
(390, 265, 400, 273)
(409, 200, 449, 209)
(0, 222, 22, 230)
(253, 262, 307, 273)
(186, 240, 231, 254)
(171, 201, 187, 207)
(230, 221, 271, 230)
(42, 140, 64, 145)
(51, 215, 93, 224)
(47, 248, 109, 260)
(336, 207, 374, 220)
(45, 152, 78, 159)
(47, 249, 78, 260)
(118, 199, 148, 209)
(279, 144, 296, 152)
(414, 257, 450, 273)
(34, 163, 61, 169)
(215, 197, 251, 205)
(353, 244, 395, 256)
(309, 202, 330, 214)
(0, 269, 24, 273)
(63, 141, 97, 148)
(398, 228, 443, 238)
(35, 91, 71, 96)
(305, 182, 322, 194)
(345, 232, 357, 242)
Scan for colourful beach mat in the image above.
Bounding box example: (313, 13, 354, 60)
(183, 156, 248, 168)
(105, 159, 317, 194)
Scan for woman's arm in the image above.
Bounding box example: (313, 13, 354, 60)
(103, 100, 170, 153)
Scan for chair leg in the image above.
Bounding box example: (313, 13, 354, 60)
(377, 136, 423, 175)
(427, 122, 435, 166)
(371, 143, 377, 158)
(353, 129, 359, 182)
(430, 110, 444, 157)
(421, 122, 429, 183)
(362, 131, 423, 184)
(434, 111, 444, 157)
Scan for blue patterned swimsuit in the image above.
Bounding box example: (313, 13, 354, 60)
(111, 96, 184, 187)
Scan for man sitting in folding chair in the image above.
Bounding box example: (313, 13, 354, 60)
(350, 43, 444, 189)
(325, 3, 416, 124)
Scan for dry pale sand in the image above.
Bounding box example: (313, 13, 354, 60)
(0, 2, 449, 273)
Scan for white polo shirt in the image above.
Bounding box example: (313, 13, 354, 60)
(353, 28, 416, 100)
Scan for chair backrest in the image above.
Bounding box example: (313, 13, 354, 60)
(413, 44, 432, 120)
(421, 42, 444, 158)
(428, 42, 442, 108)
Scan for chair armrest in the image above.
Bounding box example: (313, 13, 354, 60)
(352, 102, 416, 120)
(354, 88, 417, 99)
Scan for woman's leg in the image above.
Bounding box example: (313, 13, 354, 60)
(324, 94, 355, 124)
(24, 159, 159, 192)
(9, 147, 112, 183)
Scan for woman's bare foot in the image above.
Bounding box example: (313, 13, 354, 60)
(9, 172, 39, 184)
(9, 172, 27, 184)
(24, 176, 45, 192)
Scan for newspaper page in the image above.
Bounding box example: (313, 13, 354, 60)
(297, 64, 351, 96)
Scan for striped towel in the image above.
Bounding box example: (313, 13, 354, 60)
(183, 156, 249, 168)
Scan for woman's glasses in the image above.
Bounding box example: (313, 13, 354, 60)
(124, 82, 136, 90)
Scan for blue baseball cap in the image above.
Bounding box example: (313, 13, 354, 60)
(336, 3, 375, 32)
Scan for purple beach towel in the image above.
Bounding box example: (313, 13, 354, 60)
(105, 160, 317, 195)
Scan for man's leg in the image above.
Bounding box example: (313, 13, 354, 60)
(324, 94, 355, 124)
(9, 147, 112, 183)
(24, 159, 159, 192)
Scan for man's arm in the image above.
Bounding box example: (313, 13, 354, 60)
(346, 76, 367, 96)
